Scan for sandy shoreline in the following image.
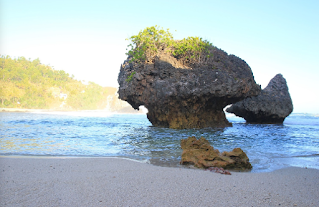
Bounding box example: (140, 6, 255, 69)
(0, 108, 79, 113)
(0, 108, 145, 114)
(0, 108, 54, 112)
(0, 157, 318, 206)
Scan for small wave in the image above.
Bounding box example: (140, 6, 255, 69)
(292, 154, 319, 158)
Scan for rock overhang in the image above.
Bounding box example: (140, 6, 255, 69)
(118, 46, 261, 129)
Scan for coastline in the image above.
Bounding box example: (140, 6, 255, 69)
(1, 108, 54, 112)
(1, 156, 318, 206)
(0, 107, 146, 114)
(0, 108, 77, 113)
(2, 107, 317, 116)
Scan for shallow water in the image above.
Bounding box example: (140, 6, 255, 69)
(0, 111, 318, 172)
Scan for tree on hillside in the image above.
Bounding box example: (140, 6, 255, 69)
(0, 55, 111, 110)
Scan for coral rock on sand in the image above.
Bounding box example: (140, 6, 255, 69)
(180, 136, 252, 171)
(118, 46, 260, 129)
(226, 73, 293, 123)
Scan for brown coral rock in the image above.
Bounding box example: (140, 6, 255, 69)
(180, 136, 252, 171)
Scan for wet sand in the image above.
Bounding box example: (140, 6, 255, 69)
(1, 157, 318, 206)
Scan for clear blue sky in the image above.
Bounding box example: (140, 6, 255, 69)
(1, 0, 318, 113)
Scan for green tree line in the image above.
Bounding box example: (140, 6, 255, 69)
(0, 55, 111, 110)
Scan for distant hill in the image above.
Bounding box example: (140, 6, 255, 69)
(0, 55, 139, 112)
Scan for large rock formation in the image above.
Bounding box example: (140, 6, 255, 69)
(226, 74, 293, 123)
(118, 46, 260, 129)
(180, 136, 252, 171)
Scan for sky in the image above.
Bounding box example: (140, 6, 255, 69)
(1, 0, 318, 113)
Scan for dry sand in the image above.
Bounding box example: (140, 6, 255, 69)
(0, 157, 318, 207)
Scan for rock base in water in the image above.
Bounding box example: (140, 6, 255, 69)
(180, 136, 252, 171)
(147, 107, 232, 128)
(118, 46, 261, 129)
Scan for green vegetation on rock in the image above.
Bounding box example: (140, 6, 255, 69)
(0, 55, 111, 110)
(126, 26, 174, 63)
(126, 25, 213, 64)
(172, 37, 213, 63)
(125, 71, 136, 83)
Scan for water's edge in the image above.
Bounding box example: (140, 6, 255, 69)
(1, 112, 318, 173)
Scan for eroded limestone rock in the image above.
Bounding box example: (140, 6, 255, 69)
(180, 136, 252, 171)
(226, 74, 293, 123)
(118, 46, 260, 129)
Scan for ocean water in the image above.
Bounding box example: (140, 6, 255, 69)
(0, 111, 318, 172)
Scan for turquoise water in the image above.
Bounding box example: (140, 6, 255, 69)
(0, 111, 318, 172)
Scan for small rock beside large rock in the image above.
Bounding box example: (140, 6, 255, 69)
(180, 136, 252, 171)
(226, 74, 293, 123)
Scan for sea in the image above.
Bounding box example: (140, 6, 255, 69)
(0, 111, 318, 173)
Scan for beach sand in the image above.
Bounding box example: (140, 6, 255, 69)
(0, 108, 51, 112)
(0, 157, 318, 207)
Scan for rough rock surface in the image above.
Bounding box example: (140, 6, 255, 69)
(226, 74, 293, 123)
(180, 136, 252, 170)
(118, 46, 260, 129)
